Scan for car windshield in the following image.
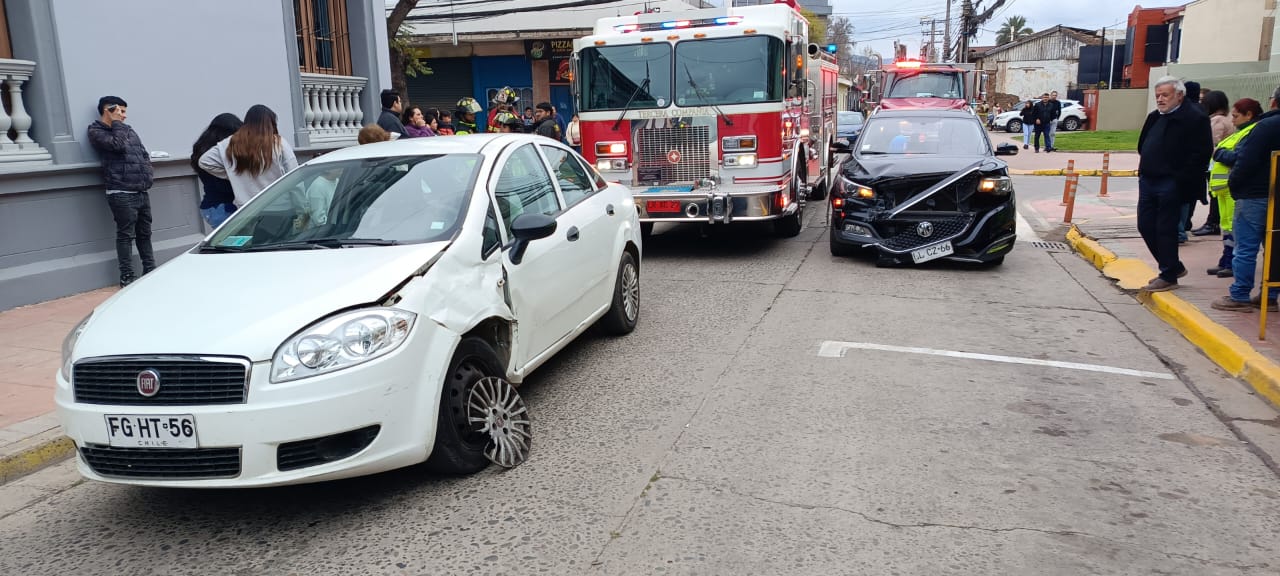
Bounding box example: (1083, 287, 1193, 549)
(578, 44, 673, 111)
(205, 154, 481, 251)
(886, 71, 962, 99)
(858, 117, 989, 156)
(838, 112, 864, 127)
(673, 36, 784, 106)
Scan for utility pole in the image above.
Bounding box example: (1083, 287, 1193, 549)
(958, 0, 974, 64)
(943, 0, 952, 61)
(920, 17, 944, 61)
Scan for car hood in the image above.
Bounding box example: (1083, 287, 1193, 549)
(74, 243, 448, 362)
(846, 155, 1006, 181)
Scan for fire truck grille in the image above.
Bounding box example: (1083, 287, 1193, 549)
(636, 126, 711, 185)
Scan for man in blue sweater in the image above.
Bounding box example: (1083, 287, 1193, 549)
(87, 96, 154, 287)
(1211, 85, 1280, 311)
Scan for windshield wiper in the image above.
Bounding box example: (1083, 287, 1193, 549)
(197, 244, 245, 253)
(683, 64, 732, 126)
(243, 238, 400, 252)
(612, 61, 651, 131)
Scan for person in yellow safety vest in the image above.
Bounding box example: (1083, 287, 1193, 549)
(454, 97, 482, 135)
(1207, 97, 1265, 278)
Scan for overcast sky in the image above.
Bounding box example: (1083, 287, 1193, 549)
(709, 0, 1135, 58)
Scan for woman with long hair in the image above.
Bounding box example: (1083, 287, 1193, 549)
(401, 106, 436, 137)
(198, 104, 298, 207)
(191, 113, 242, 227)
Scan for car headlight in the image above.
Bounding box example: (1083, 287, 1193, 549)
(978, 176, 1013, 195)
(272, 308, 416, 383)
(839, 175, 874, 199)
(723, 153, 757, 168)
(60, 313, 92, 381)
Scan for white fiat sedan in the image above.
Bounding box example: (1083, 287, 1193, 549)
(56, 134, 642, 487)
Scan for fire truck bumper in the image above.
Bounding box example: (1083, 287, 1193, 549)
(634, 185, 796, 224)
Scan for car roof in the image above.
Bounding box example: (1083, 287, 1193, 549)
(305, 133, 555, 165)
(869, 109, 978, 120)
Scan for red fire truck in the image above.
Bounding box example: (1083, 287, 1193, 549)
(865, 59, 987, 113)
(571, 0, 839, 237)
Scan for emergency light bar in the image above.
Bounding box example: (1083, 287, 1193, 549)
(614, 16, 744, 33)
(895, 60, 923, 68)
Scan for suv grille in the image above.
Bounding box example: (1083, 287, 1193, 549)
(73, 358, 248, 406)
(636, 126, 711, 185)
(80, 445, 241, 479)
(879, 214, 974, 252)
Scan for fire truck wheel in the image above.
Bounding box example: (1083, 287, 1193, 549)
(640, 222, 653, 238)
(775, 206, 803, 238)
(808, 179, 827, 201)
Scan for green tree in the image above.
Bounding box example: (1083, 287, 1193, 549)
(801, 8, 827, 46)
(387, 0, 431, 107)
(826, 16, 856, 74)
(996, 15, 1033, 46)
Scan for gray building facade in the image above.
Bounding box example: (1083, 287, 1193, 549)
(0, 0, 392, 312)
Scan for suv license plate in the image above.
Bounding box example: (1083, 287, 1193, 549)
(105, 414, 199, 448)
(911, 241, 954, 264)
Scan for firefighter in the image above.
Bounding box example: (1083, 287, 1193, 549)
(454, 97, 482, 135)
(488, 87, 521, 133)
(494, 111, 524, 133)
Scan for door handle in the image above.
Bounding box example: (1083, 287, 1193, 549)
(606, 204, 615, 215)
(567, 226, 580, 241)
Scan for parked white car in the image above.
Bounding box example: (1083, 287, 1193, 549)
(991, 99, 1089, 132)
(56, 134, 642, 487)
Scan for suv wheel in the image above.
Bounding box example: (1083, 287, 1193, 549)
(1061, 117, 1080, 131)
(1006, 119, 1022, 133)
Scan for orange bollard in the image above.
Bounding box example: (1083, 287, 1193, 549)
(1063, 174, 1079, 223)
(1099, 152, 1110, 197)
(1061, 159, 1077, 204)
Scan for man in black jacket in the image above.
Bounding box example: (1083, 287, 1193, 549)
(1211, 85, 1280, 311)
(1045, 91, 1063, 152)
(87, 96, 155, 287)
(1031, 93, 1054, 153)
(377, 89, 406, 138)
(532, 102, 561, 141)
(1136, 76, 1213, 292)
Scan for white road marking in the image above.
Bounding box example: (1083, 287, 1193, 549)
(1015, 209, 1038, 242)
(817, 340, 1176, 380)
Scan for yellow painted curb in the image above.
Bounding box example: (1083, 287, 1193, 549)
(0, 436, 75, 484)
(1067, 225, 1280, 408)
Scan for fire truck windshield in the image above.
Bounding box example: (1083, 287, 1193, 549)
(674, 36, 783, 106)
(578, 44, 673, 111)
(886, 71, 963, 99)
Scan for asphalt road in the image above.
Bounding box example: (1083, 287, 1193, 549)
(2, 203, 1279, 575)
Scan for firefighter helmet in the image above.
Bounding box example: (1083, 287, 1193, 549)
(493, 86, 520, 106)
(456, 97, 482, 114)
(495, 111, 522, 127)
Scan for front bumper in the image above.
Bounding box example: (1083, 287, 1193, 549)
(634, 185, 797, 224)
(831, 202, 1016, 263)
(55, 329, 458, 488)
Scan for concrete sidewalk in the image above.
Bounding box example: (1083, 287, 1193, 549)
(987, 128, 1138, 176)
(1017, 174, 1280, 409)
(0, 288, 114, 483)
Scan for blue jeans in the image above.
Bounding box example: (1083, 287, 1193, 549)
(200, 204, 235, 228)
(1229, 197, 1273, 302)
(1021, 121, 1032, 144)
(1178, 203, 1190, 242)
(1047, 119, 1058, 149)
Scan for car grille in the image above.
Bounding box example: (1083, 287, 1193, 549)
(277, 425, 380, 472)
(80, 445, 241, 479)
(877, 173, 980, 212)
(636, 126, 711, 185)
(74, 358, 248, 406)
(879, 214, 974, 252)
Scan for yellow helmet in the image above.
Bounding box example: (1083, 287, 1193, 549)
(456, 97, 482, 114)
(495, 111, 520, 125)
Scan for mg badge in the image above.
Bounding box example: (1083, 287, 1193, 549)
(667, 150, 682, 164)
(916, 222, 934, 238)
(136, 369, 160, 397)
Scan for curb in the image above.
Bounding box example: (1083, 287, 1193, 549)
(1011, 169, 1139, 177)
(0, 428, 75, 485)
(1066, 226, 1280, 408)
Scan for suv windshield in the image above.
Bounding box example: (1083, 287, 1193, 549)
(205, 154, 481, 251)
(838, 111, 864, 127)
(578, 44, 672, 111)
(887, 72, 962, 99)
(858, 117, 989, 156)
(673, 36, 784, 106)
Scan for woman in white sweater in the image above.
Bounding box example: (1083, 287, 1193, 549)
(198, 104, 298, 207)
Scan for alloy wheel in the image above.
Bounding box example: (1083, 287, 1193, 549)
(621, 260, 639, 323)
(466, 376, 531, 468)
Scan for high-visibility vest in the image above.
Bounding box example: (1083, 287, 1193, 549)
(1210, 121, 1257, 196)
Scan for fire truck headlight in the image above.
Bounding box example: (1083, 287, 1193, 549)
(597, 159, 628, 172)
(723, 153, 757, 168)
(722, 136, 757, 152)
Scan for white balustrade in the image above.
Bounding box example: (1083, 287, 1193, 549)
(300, 73, 367, 144)
(0, 59, 52, 166)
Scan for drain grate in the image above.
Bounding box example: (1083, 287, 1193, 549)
(1029, 241, 1072, 251)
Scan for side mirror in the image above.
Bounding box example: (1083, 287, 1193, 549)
(995, 143, 1019, 156)
(508, 213, 557, 265)
(830, 140, 852, 154)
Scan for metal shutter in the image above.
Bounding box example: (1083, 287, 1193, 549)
(407, 57, 474, 116)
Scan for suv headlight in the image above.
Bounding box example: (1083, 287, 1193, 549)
(272, 308, 416, 383)
(978, 176, 1013, 195)
(60, 313, 92, 381)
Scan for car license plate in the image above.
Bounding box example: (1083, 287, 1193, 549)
(647, 200, 682, 213)
(105, 414, 199, 448)
(911, 241, 954, 264)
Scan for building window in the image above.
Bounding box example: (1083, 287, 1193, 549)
(295, 0, 351, 75)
